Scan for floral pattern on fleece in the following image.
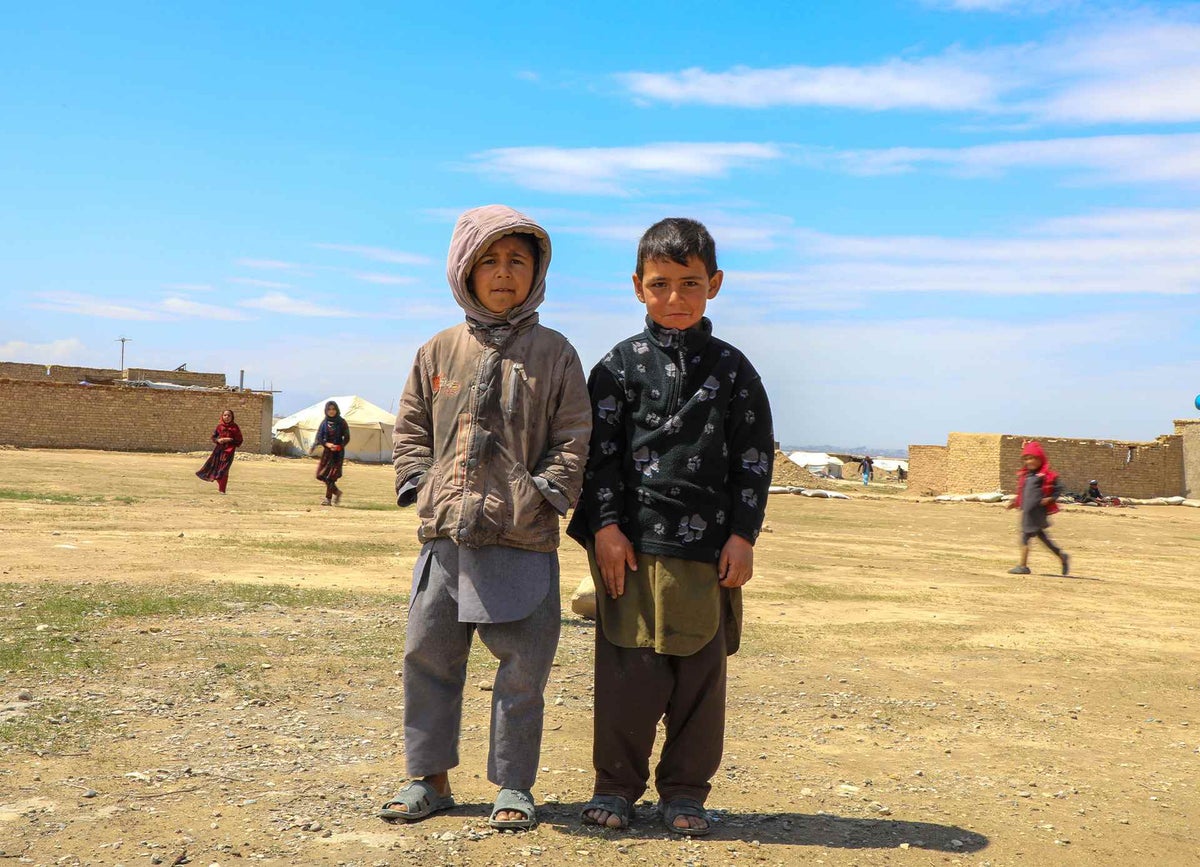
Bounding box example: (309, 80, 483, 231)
(567, 315, 774, 565)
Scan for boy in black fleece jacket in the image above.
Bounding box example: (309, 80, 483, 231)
(568, 218, 773, 836)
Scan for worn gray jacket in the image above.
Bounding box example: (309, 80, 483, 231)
(393, 205, 591, 552)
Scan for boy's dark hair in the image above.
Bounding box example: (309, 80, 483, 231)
(636, 218, 718, 279)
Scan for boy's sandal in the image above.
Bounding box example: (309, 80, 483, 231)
(580, 794, 632, 829)
(378, 780, 456, 822)
(488, 787, 537, 831)
(659, 798, 711, 837)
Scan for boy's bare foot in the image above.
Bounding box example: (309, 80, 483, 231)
(392, 772, 450, 813)
(583, 807, 624, 828)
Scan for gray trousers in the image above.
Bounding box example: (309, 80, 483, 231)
(402, 564, 561, 790)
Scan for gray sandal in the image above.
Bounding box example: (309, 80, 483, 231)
(378, 780, 455, 822)
(488, 787, 536, 830)
(581, 794, 632, 829)
(659, 798, 711, 837)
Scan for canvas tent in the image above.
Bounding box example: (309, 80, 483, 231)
(272, 395, 396, 463)
(787, 451, 844, 478)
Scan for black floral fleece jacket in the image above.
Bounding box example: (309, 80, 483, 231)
(567, 316, 774, 564)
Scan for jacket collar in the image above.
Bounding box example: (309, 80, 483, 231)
(467, 313, 539, 347)
(644, 315, 712, 353)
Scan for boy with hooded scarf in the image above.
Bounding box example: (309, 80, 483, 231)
(385, 205, 591, 830)
(1006, 440, 1070, 576)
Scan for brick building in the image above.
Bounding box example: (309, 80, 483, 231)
(0, 363, 273, 454)
(908, 423, 1199, 499)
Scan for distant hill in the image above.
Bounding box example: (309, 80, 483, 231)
(782, 444, 908, 459)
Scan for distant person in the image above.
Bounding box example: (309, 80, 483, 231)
(315, 400, 350, 505)
(1083, 479, 1103, 504)
(898, 464, 908, 483)
(1006, 441, 1069, 576)
(861, 455, 874, 486)
(384, 205, 590, 831)
(195, 409, 242, 494)
(568, 217, 774, 837)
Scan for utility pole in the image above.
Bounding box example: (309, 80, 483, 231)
(116, 337, 132, 371)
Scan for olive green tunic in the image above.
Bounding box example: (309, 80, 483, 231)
(587, 548, 742, 657)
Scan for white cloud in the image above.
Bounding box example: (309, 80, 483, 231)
(615, 16, 1200, 125)
(469, 142, 783, 195)
(160, 297, 252, 321)
(239, 292, 361, 318)
(235, 258, 309, 271)
(618, 57, 999, 111)
(230, 277, 292, 289)
(811, 133, 1200, 185)
(32, 292, 169, 321)
(314, 244, 432, 266)
(348, 271, 419, 285)
(0, 338, 88, 363)
(922, 0, 1075, 11)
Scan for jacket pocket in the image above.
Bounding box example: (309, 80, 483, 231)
(416, 465, 443, 521)
(507, 464, 551, 541)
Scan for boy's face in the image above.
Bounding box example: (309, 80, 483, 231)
(633, 256, 723, 331)
(1023, 455, 1042, 471)
(469, 235, 536, 315)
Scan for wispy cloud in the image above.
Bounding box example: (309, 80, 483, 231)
(235, 258, 308, 271)
(239, 292, 361, 318)
(314, 243, 431, 266)
(615, 15, 1200, 125)
(807, 133, 1200, 185)
(618, 57, 999, 111)
(230, 277, 293, 289)
(160, 297, 252, 321)
(726, 207, 1200, 299)
(348, 271, 419, 285)
(921, 0, 1076, 12)
(0, 338, 88, 363)
(469, 142, 783, 195)
(32, 292, 169, 321)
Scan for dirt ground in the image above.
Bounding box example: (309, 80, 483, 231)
(1, 449, 1198, 866)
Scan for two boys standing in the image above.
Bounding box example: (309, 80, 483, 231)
(383, 206, 773, 835)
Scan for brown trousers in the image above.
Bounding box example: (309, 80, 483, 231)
(592, 610, 728, 804)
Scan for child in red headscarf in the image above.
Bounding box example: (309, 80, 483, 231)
(196, 409, 243, 494)
(1006, 441, 1069, 575)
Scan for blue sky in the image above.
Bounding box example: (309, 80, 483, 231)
(3, 0, 1199, 449)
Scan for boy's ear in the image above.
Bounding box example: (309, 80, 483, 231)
(632, 273, 645, 302)
(707, 269, 724, 300)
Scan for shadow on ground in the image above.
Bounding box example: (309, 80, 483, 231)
(421, 801, 989, 853)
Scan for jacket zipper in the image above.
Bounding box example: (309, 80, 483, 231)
(667, 347, 687, 415)
(505, 362, 526, 415)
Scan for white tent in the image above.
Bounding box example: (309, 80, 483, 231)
(788, 451, 844, 478)
(272, 395, 396, 464)
(870, 458, 909, 474)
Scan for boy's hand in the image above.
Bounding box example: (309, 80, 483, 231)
(1040, 497, 1054, 507)
(1006, 500, 1018, 510)
(718, 534, 754, 588)
(594, 524, 637, 599)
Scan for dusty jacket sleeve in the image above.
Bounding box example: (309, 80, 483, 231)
(575, 362, 627, 535)
(726, 362, 774, 544)
(392, 348, 434, 503)
(530, 344, 592, 515)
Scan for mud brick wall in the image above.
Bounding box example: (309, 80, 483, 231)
(945, 433, 1004, 493)
(0, 362, 122, 383)
(125, 368, 226, 388)
(998, 435, 1183, 498)
(0, 379, 272, 453)
(1175, 420, 1200, 499)
(907, 445, 948, 494)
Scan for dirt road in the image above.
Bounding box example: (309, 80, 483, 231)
(2, 449, 1198, 865)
